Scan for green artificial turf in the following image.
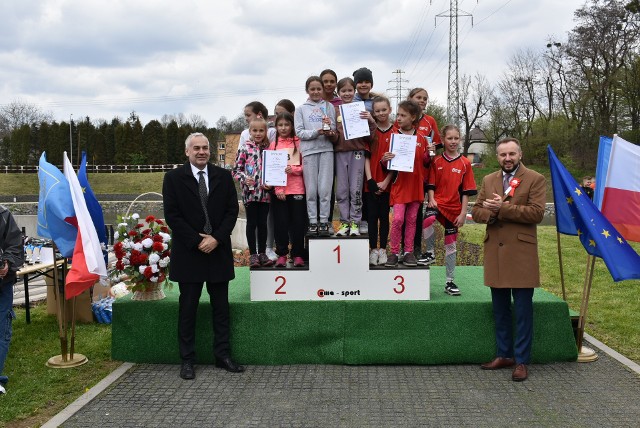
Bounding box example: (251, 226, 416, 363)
(112, 267, 577, 364)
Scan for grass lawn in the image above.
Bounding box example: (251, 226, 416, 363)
(0, 303, 119, 427)
(0, 173, 165, 196)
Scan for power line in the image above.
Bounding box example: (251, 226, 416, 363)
(0, 86, 300, 109)
(387, 69, 410, 112)
(398, 2, 433, 70)
(435, 0, 474, 126)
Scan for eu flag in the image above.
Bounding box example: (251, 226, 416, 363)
(548, 146, 640, 282)
(78, 152, 108, 257)
(37, 152, 77, 257)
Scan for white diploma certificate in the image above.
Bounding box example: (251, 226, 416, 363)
(261, 150, 288, 186)
(387, 133, 417, 172)
(339, 101, 371, 140)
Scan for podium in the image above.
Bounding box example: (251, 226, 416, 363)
(250, 236, 430, 301)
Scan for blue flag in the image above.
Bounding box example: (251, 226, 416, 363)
(78, 152, 107, 259)
(548, 145, 640, 282)
(37, 152, 77, 257)
(593, 136, 613, 209)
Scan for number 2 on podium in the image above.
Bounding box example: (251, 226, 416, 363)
(275, 276, 286, 294)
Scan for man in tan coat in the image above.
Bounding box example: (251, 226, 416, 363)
(471, 138, 546, 381)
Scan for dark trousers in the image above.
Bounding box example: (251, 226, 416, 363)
(178, 281, 230, 363)
(490, 287, 534, 364)
(245, 201, 270, 254)
(366, 191, 390, 249)
(272, 194, 307, 258)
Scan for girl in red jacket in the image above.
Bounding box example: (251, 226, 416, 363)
(384, 100, 431, 267)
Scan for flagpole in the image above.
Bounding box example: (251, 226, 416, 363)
(576, 255, 598, 362)
(51, 244, 67, 360)
(46, 251, 88, 368)
(70, 297, 77, 359)
(556, 231, 567, 301)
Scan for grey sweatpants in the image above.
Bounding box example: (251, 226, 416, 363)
(335, 150, 365, 223)
(303, 151, 334, 224)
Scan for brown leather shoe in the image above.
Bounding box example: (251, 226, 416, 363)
(512, 363, 528, 381)
(481, 357, 515, 370)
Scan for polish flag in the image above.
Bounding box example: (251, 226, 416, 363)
(601, 136, 640, 242)
(63, 153, 108, 299)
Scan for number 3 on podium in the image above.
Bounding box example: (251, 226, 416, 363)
(394, 275, 405, 294)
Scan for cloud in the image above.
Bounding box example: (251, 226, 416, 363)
(0, 0, 587, 126)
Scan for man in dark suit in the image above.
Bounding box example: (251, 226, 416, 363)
(163, 132, 244, 379)
(471, 138, 546, 382)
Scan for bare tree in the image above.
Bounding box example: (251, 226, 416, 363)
(216, 114, 246, 133)
(187, 113, 208, 129)
(459, 73, 492, 155)
(0, 99, 53, 138)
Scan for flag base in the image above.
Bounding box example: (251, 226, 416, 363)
(46, 353, 89, 368)
(577, 346, 598, 363)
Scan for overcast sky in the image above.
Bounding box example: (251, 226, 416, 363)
(0, 0, 586, 127)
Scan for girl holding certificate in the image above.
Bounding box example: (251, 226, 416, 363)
(333, 77, 376, 237)
(384, 100, 431, 267)
(268, 112, 306, 268)
(233, 118, 273, 268)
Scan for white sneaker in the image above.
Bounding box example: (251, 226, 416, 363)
(369, 249, 379, 266)
(0, 384, 5, 394)
(265, 248, 278, 262)
(336, 222, 350, 236)
(359, 221, 369, 234)
(377, 249, 388, 266)
(350, 221, 360, 236)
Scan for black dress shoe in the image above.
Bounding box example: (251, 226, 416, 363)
(215, 357, 245, 373)
(180, 361, 195, 380)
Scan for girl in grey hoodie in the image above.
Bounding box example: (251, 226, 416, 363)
(294, 76, 337, 237)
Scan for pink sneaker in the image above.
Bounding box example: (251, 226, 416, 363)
(275, 256, 287, 267)
(293, 257, 305, 267)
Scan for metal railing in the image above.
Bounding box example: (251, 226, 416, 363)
(1, 164, 182, 173)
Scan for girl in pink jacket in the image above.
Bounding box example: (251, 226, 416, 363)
(268, 112, 306, 267)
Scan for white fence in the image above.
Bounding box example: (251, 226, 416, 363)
(1, 164, 182, 174)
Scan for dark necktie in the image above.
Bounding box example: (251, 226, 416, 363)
(198, 171, 212, 234)
(503, 173, 512, 193)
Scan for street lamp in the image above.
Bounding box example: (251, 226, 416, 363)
(69, 114, 73, 165)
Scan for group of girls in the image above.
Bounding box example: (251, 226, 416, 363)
(232, 69, 470, 284)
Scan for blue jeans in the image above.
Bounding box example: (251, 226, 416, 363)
(0, 279, 15, 385)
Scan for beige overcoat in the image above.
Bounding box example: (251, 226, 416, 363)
(471, 164, 546, 288)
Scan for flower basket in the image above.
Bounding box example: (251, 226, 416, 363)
(111, 196, 171, 300)
(131, 282, 166, 301)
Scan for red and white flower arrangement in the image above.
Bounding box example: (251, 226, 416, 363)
(111, 213, 172, 292)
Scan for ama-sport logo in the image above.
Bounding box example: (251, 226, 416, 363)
(317, 289, 335, 298)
